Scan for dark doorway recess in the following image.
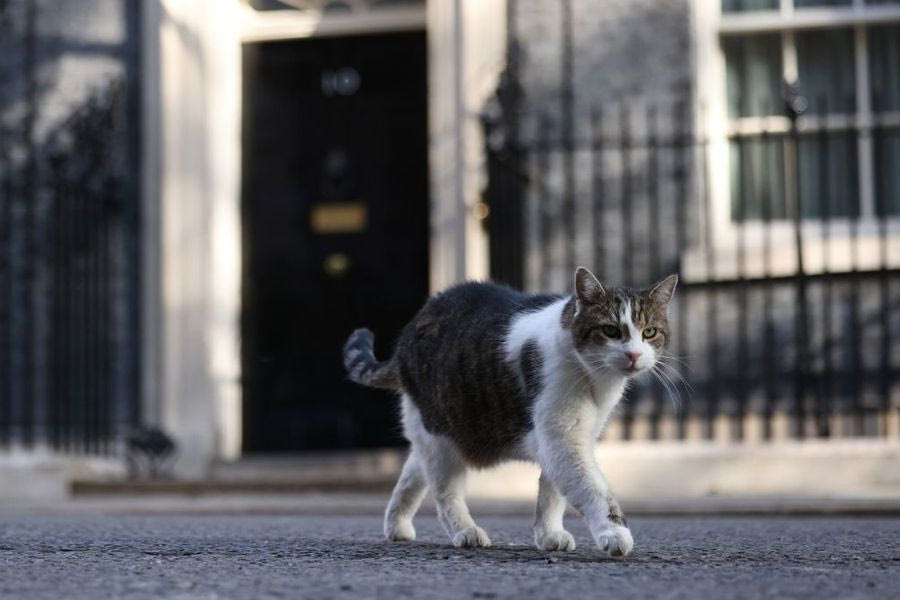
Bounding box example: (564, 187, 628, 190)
(241, 31, 429, 452)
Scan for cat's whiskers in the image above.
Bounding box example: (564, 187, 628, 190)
(658, 350, 692, 369)
(654, 365, 679, 401)
(654, 358, 694, 395)
(647, 367, 677, 414)
(649, 361, 684, 415)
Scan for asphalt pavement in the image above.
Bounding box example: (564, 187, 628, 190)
(0, 514, 897, 599)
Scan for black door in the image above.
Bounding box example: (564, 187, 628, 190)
(241, 32, 429, 452)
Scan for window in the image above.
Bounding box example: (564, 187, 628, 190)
(248, 0, 424, 11)
(717, 0, 900, 221)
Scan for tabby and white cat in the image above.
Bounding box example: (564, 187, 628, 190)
(343, 267, 677, 557)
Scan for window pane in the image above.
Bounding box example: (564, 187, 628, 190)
(730, 136, 786, 221)
(249, 0, 303, 9)
(796, 28, 856, 115)
(874, 129, 900, 216)
(249, 0, 424, 8)
(722, 0, 777, 11)
(869, 25, 900, 111)
(798, 132, 859, 218)
(724, 34, 783, 118)
(794, 0, 851, 7)
(730, 133, 860, 220)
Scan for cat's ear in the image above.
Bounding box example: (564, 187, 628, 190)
(574, 267, 605, 306)
(647, 274, 678, 306)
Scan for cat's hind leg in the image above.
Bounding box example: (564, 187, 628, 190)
(384, 449, 427, 542)
(423, 443, 490, 548)
(534, 471, 576, 551)
(400, 395, 490, 548)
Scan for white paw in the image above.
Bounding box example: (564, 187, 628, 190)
(535, 529, 576, 552)
(384, 520, 416, 542)
(594, 525, 633, 557)
(452, 526, 492, 548)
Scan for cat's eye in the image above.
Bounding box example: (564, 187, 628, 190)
(600, 324, 621, 339)
(642, 327, 657, 339)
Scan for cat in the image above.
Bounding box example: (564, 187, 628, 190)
(343, 266, 677, 557)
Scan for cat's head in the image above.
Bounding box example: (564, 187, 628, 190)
(565, 267, 678, 377)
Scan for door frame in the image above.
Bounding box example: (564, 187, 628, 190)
(142, 0, 503, 474)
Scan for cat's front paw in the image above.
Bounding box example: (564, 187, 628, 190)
(535, 529, 576, 552)
(594, 524, 633, 557)
(384, 520, 416, 542)
(452, 526, 491, 548)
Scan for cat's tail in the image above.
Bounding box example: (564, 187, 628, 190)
(343, 328, 400, 391)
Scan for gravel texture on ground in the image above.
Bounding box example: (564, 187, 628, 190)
(0, 514, 897, 599)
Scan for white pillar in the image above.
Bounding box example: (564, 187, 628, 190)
(427, 0, 506, 291)
(143, 0, 242, 477)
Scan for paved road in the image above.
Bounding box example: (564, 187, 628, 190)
(0, 514, 897, 599)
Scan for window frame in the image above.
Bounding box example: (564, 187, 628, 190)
(690, 0, 900, 281)
(238, 0, 426, 42)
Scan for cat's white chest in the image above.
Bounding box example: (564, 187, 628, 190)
(589, 378, 627, 440)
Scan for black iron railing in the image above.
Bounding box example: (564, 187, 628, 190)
(0, 0, 141, 453)
(0, 81, 142, 453)
(484, 2, 900, 441)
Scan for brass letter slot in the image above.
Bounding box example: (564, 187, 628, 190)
(310, 201, 367, 234)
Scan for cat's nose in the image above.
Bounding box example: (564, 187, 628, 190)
(625, 351, 642, 365)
